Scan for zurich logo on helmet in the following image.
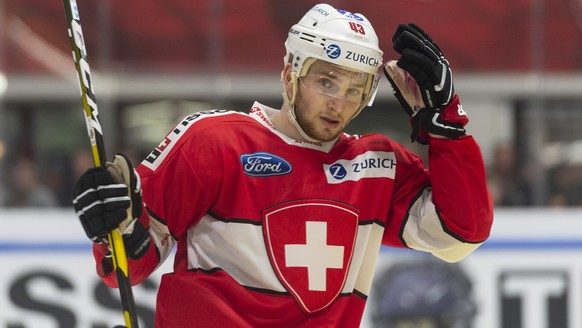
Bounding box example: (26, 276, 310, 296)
(326, 44, 342, 59)
(336, 10, 364, 21)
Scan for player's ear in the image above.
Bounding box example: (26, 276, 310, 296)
(281, 63, 293, 87)
(281, 63, 295, 101)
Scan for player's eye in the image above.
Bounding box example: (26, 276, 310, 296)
(318, 77, 334, 89)
(346, 88, 362, 97)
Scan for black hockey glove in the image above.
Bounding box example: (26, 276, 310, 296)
(384, 23, 468, 143)
(392, 23, 453, 110)
(73, 153, 150, 259)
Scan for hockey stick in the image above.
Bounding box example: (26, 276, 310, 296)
(63, 1, 139, 327)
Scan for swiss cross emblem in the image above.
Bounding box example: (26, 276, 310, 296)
(263, 199, 359, 313)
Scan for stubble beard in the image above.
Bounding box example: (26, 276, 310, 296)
(294, 102, 342, 142)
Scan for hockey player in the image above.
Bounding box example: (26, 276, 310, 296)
(73, 3, 493, 327)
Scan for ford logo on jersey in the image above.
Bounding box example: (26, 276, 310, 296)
(241, 152, 292, 177)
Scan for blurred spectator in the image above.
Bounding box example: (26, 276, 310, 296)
(43, 154, 75, 207)
(547, 164, 582, 207)
(487, 142, 532, 206)
(0, 157, 58, 207)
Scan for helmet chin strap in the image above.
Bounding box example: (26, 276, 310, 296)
(283, 72, 322, 143)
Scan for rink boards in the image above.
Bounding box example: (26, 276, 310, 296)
(1, 209, 581, 328)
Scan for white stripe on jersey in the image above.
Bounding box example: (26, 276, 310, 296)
(186, 214, 386, 296)
(188, 215, 285, 291)
(349, 221, 384, 296)
(402, 187, 483, 263)
(149, 215, 176, 270)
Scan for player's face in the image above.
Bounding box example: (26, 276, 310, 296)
(294, 61, 367, 141)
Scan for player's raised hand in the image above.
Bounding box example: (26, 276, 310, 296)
(384, 60, 425, 118)
(73, 153, 150, 259)
(385, 23, 468, 143)
(392, 23, 454, 110)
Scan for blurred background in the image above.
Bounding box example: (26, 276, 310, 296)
(1, 0, 582, 208)
(0, 0, 581, 327)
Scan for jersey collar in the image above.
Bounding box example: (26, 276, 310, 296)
(249, 101, 339, 153)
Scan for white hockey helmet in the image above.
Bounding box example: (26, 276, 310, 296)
(283, 3, 384, 141)
(285, 4, 383, 76)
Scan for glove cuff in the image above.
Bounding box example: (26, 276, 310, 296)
(421, 94, 468, 139)
(409, 94, 468, 143)
(409, 116, 430, 145)
(438, 95, 468, 127)
(123, 221, 151, 260)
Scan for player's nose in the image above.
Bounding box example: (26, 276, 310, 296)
(327, 97, 346, 114)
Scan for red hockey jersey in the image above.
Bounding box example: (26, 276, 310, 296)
(95, 102, 493, 327)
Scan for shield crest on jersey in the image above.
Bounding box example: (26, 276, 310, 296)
(263, 199, 359, 313)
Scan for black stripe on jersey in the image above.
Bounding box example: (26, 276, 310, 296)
(244, 284, 368, 300)
(262, 198, 360, 214)
(208, 211, 263, 226)
(207, 211, 383, 228)
(243, 285, 290, 296)
(435, 207, 468, 243)
(359, 218, 385, 227)
(208, 211, 384, 228)
(187, 267, 370, 300)
(351, 289, 368, 301)
(146, 207, 166, 224)
(435, 208, 486, 244)
(146, 207, 180, 241)
(188, 267, 225, 275)
(398, 185, 430, 249)
(186, 268, 291, 295)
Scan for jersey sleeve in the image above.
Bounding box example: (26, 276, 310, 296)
(383, 136, 493, 262)
(95, 113, 226, 287)
(382, 142, 431, 247)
